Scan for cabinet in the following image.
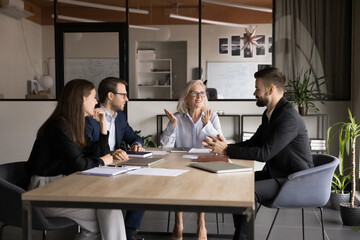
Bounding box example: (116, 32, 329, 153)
(241, 114, 329, 152)
(136, 57, 172, 99)
(156, 114, 240, 147)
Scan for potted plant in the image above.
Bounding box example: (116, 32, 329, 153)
(285, 68, 327, 115)
(327, 108, 360, 225)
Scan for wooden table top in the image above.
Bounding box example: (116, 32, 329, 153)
(22, 151, 254, 209)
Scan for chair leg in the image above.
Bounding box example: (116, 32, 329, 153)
(216, 213, 219, 234)
(42, 230, 47, 240)
(167, 211, 171, 233)
(319, 207, 325, 240)
(302, 208, 305, 240)
(266, 208, 279, 240)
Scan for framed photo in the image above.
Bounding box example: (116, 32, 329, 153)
(256, 35, 266, 56)
(31, 80, 40, 94)
(219, 38, 228, 54)
(231, 35, 240, 56)
(269, 37, 273, 53)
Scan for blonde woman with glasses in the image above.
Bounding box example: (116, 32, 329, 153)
(160, 80, 224, 240)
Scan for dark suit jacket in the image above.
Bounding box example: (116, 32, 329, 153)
(85, 111, 143, 150)
(26, 117, 108, 176)
(227, 97, 313, 178)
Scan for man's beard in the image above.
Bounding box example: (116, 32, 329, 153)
(256, 93, 269, 107)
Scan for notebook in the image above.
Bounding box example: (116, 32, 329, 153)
(81, 167, 127, 177)
(189, 162, 252, 174)
(197, 155, 229, 162)
(170, 147, 191, 153)
(125, 151, 152, 158)
(120, 157, 163, 166)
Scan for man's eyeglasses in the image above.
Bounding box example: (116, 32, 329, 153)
(114, 92, 128, 99)
(189, 91, 206, 97)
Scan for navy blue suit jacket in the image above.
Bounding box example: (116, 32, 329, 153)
(85, 111, 143, 150)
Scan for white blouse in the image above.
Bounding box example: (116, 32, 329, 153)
(160, 111, 223, 148)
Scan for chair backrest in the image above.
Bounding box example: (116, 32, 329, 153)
(206, 88, 218, 99)
(269, 154, 339, 208)
(0, 161, 54, 230)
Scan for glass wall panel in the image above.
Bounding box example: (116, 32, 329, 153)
(129, 0, 198, 100)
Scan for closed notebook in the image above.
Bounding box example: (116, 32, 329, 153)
(189, 162, 252, 174)
(81, 167, 127, 177)
(125, 151, 152, 158)
(121, 157, 163, 166)
(197, 155, 229, 162)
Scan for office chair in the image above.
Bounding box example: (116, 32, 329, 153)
(258, 154, 339, 240)
(206, 88, 218, 100)
(0, 162, 76, 240)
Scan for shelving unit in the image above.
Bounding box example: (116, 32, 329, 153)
(241, 114, 329, 152)
(136, 53, 172, 99)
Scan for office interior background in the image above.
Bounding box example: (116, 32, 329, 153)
(0, 0, 359, 182)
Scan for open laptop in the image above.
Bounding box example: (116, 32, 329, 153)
(189, 161, 252, 174)
(120, 157, 163, 166)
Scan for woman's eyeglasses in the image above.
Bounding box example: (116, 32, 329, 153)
(189, 91, 206, 97)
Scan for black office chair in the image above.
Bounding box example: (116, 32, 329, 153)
(259, 154, 339, 240)
(206, 88, 218, 100)
(0, 162, 76, 240)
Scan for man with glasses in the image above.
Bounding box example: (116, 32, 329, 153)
(85, 77, 144, 240)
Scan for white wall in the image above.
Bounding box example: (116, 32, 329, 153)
(0, 15, 43, 98)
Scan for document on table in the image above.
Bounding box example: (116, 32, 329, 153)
(182, 154, 199, 160)
(80, 166, 140, 177)
(127, 168, 188, 177)
(188, 148, 211, 153)
(148, 150, 169, 156)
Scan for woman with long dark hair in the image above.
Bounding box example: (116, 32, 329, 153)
(26, 79, 126, 240)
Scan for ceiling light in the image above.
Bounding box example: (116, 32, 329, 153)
(53, 15, 159, 31)
(52, 0, 149, 15)
(202, 0, 272, 13)
(169, 14, 249, 28)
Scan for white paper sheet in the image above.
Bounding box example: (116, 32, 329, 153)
(182, 154, 199, 159)
(188, 148, 211, 153)
(148, 150, 169, 156)
(127, 168, 188, 177)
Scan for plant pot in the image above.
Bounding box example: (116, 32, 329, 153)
(330, 191, 350, 210)
(340, 203, 360, 226)
(298, 106, 308, 116)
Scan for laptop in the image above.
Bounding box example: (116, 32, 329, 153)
(120, 157, 163, 166)
(189, 161, 252, 174)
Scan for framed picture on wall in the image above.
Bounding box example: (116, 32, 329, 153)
(231, 35, 240, 56)
(219, 38, 228, 54)
(256, 35, 266, 56)
(268, 37, 273, 53)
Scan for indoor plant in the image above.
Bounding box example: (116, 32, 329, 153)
(327, 108, 360, 225)
(285, 68, 327, 115)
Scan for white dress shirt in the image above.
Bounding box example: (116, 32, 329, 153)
(100, 104, 117, 151)
(160, 111, 223, 148)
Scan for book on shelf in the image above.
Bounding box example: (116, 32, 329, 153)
(126, 151, 153, 158)
(242, 132, 254, 141)
(309, 139, 326, 151)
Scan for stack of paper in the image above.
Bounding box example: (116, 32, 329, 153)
(310, 139, 326, 151)
(81, 166, 140, 177)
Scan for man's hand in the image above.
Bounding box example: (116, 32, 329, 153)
(130, 144, 145, 152)
(164, 108, 177, 128)
(201, 109, 212, 126)
(100, 153, 113, 165)
(93, 108, 108, 135)
(111, 149, 129, 161)
(202, 134, 228, 155)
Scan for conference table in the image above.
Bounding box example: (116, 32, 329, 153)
(22, 150, 254, 239)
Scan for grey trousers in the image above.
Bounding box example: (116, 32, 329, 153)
(29, 175, 127, 240)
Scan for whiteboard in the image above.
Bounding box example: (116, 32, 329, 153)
(207, 62, 270, 99)
(50, 58, 120, 90)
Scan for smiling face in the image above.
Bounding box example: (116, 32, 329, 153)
(83, 88, 98, 117)
(186, 84, 206, 110)
(253, 78, 270, 107)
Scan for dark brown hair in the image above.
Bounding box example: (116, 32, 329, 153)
(254, 67, 286, 91)
(38, 79, 95, 147)
(98, 77, 128, 103)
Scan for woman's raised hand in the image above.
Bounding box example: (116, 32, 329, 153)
(201, 109, 212, 126)
(93, 108, 108, 135)
(164, 108, 177, 128)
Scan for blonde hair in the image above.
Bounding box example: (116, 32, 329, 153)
(177, 80, 208, 113)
